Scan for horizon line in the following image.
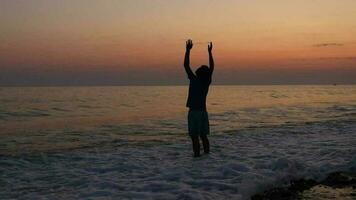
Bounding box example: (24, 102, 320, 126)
(1, 83, 354, 88)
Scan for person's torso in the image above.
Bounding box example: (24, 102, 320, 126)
(186, 77, 211, 111)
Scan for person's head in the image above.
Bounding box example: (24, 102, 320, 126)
(195, 65, 210, 81)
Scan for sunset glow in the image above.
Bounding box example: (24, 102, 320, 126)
(1, 0, 356, 85)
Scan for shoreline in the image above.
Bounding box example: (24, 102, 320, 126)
(1, 116, 355, 199)
(251, 171, 356, 200)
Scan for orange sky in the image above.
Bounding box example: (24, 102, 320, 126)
(1, 0, 356, 85)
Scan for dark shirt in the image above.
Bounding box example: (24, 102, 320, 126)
(186, 74, 211, 111)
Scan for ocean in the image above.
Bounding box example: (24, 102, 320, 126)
(1, 85, 356, 199)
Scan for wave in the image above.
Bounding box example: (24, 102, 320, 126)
(1, 118, 355, 199)
(0, 109, 50, 120)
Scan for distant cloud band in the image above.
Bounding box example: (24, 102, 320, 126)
(293, 56, 356, 61)
(313, 43, 344, 47)
(318, 56, 356, 60)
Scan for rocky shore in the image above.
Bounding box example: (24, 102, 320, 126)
(251, 172, 356, 200)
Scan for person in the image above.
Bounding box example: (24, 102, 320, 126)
(184, 39, 214, 157)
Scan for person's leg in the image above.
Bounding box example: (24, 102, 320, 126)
(200, 110, 210, 154)
(200, 135, 210, 154)
(191, 136, 200, 157)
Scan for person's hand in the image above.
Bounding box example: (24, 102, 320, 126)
(208, 42, 213, 52)
(186, 39, 193, 51)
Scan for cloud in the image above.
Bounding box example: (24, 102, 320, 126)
(313, 43, 344, 47)
(317, 56, 356, 60)
(291, 56, 356, 62)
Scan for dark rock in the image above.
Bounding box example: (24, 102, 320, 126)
(321, 172, 356, 188)
(251, 172, 356, 200)
(251, 179, 317, 200)
(289, 179, 318, 192)
(251, 187, 297, 200)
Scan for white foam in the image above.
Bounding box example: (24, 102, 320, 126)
(2, 120, 355, 199)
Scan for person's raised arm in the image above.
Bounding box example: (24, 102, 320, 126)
(208, 42, 214, 74)
(184, 39, 195, 79)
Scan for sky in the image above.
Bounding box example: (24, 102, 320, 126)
(1, 0, 356, 85)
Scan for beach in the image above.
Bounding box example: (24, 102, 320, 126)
(1, 85, 356, 199)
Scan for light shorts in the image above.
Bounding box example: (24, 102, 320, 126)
(188, 110, 210, 137)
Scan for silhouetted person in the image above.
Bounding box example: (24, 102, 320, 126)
(184, 39, 214, 157)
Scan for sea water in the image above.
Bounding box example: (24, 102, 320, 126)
(1, 86, 355, 199)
